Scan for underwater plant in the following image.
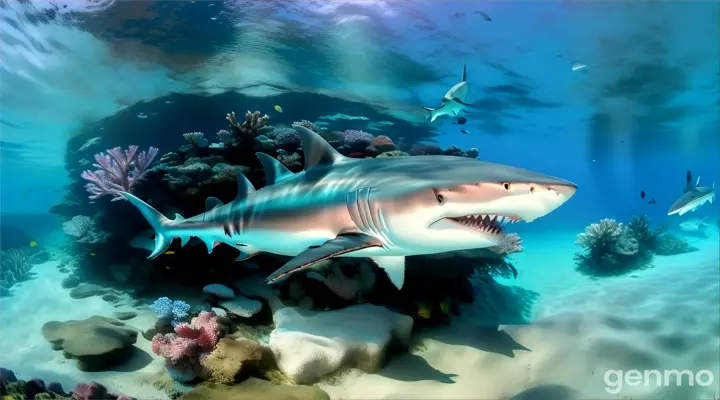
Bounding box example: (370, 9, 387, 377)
(574, 218, 653, 277)
(149, 297, 192, 327)
(80, 145, 159, 201)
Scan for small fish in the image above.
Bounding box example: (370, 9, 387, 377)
(417, 302, 432, 319)
(29, 241, 37, 247)
(90, 252, 96, 256)
(571, 63, 587, 71)
(274, 105, 283, 113)
(452, 116, 468, 125)
(163, 250, 176, 255)
(439, 301, 450, 315)
(460, 129, 469, 134)
(136, 113, 148, 119)
(640, 190, 646, 199)
(649, 199, 656, 205)
(476, 11, 492, 21)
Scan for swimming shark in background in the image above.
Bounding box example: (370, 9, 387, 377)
(121, 125, 577, 290)
(678, 217, 709, 233)
(667, 170, 715, 216)
(421, 64, 471, 123)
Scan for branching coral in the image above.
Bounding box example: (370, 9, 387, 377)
(488, 233, 523, 255)
(574, 218, 652, 277)
(151, 311, 221, 382)
(0, 248, 36, 296)
(627, 215, 666, 251)
(182, 132, 209, 148)
(226, 111, 269, 139)
(80, 146, 158, 201)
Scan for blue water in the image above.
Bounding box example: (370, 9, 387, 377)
(0, 1, 718, 399)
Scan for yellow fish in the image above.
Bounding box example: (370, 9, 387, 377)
(274, 105, 283, 113)
(164, 250, 176, 255)
(439, 301, 450, 315)
(417, 302, 431, 319)
(29, 241, 37, 247)
(90, 252, 96, 256)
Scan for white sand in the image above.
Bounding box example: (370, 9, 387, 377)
(2, 228, 717, 399)
(319, 227, 720, 399)
(0, 261, 169, 399)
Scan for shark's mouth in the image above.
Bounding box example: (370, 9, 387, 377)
(446, 214, 521, 235)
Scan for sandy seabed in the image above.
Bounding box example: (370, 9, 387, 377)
(1, 228, 718, 400)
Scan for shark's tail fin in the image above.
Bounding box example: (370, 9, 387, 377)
(121, 192, 176, 259)
(461, 64, 467, 82)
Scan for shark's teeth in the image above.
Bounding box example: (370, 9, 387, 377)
(451, 213, 521, 235)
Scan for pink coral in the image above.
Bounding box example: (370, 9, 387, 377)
(81, 145, 158, 201)
(370, 135, 395, 152)
(151, 311, 221, 379)
(72, 381, 107, 400)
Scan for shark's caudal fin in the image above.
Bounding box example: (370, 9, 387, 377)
(421, 106, 442, 122)
(461, 63, 467, 82)
(292, 124, 347, 169)
(120, 192, 178, 259)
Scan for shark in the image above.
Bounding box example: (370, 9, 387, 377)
(678, 217, 709, 233)
(121, 125, 578, 290)
(667, 170, 715, 216)
(421, 64, 471, 123)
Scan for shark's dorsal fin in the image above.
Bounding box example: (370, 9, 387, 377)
(205, 197, 224, 211)
(235, 171, 256, 201)
(256, 152, 294, 184)
(174, 213, 185, 221)
(461, 64, 467, 82)
(684, 170, 693, 193)
(292, 124, 346, 170)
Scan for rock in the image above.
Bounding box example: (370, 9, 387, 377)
(211, 307, 228, 318)
(113, 311, 137, 321)
(199, 338, 272, 384)
(41, 316, 138, 371)
(203, 283, 235, 299)
(69, 283, 108, 299)
(219, 296, 263, 318)
(0, 367, 17, 384)
(109, 264, 133, 282)
(270, 304, 413, 384)
(61, 275, 80, 289)
(131, 299, 145, 307)
(178, 378, 329, 400)
(102, 294, 119, 303)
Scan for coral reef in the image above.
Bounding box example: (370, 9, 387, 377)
(0, 368, 135, 400)
(0, 247, 49, 296)
(81, 145, 158, 201)
(150, 297, 192, 327)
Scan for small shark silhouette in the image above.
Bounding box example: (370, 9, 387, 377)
(667, 170, 715, 216)
(678, 217, 709, 233)
(421, 64, 471, 123)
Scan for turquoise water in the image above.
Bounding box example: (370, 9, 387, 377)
(1, 1, 718, 399)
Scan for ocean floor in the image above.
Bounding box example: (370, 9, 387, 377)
(1, 228, 718, 399)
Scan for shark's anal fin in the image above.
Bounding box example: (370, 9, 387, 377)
(256, 152, 294, 184)
(265, 233, 382, 284)
(369, 256, 406, 290)
(292, 125, 347, 169)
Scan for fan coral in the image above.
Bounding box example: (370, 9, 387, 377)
(62, 215, 93, 238)
(627, 214, 666, 251)
(574, 218, 652, 277)
(218, 296, 263, 318)
(1, 249, 37, 296)
(226, 110, 269, 138)
(151, 311, 221, 381)
(80, 146, 158, 201)
(488, 233, 523, 255)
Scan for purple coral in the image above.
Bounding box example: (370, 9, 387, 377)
(80, 146, 158, 201)
(273, 128, 301, 150)
(343, 130, 373, 151)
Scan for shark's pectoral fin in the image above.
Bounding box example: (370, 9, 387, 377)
(369, 256, 406, 290)
(265, 233, 382, 284)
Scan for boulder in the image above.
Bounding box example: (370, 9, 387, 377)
(270, 304, 413, 384)
(199, 338, 272, 384)
(41, 316, 138, 371)
(178, 378, 329, 400)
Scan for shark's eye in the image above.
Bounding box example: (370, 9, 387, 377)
(436, 194, 445, 205)
(502, 182, 510, 190)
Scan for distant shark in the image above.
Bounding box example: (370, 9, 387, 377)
(422, 64, 471, 123)
(667, 170, 715, 216)
(678, 217, 709, 233)
(121, 125, 577, 290)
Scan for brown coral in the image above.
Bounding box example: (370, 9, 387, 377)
(199, 338, 272, 384)
(226, 111, 269, 138)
